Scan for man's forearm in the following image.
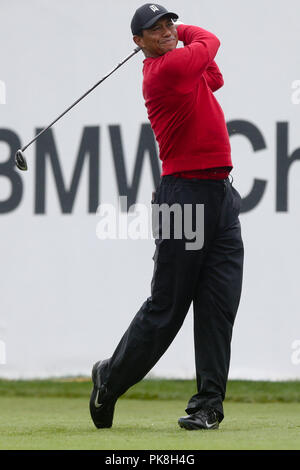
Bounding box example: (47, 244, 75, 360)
(176, 24, 221, 63)
(203, 60, 224, 92)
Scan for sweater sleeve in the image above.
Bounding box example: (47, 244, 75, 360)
(203, 60, 224, 92)
(159, 25, 221, 86)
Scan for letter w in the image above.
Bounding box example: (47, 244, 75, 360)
(109, 124, 160, 211)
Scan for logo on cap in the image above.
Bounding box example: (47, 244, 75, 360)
(149, 5, 159, 12)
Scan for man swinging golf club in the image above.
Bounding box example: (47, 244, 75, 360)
(90, 3, 244, 431)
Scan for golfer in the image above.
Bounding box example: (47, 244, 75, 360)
(90, 3, 244, 430)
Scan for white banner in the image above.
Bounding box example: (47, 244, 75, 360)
(0, 0, 300, 380)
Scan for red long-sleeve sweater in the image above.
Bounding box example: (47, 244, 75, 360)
(142, 24, 232, 176)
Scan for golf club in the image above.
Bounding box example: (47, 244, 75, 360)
(15, 46, 141, 171)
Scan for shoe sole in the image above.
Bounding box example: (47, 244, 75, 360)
(89, 360, 115, 429)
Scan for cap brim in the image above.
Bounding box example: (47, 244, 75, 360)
(142, 12, 179, 31)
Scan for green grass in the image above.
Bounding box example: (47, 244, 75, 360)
(0, 379, 300, 450)
(0, 397, 299, 450)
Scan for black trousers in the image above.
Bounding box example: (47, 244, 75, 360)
(102, 175, 244, 421)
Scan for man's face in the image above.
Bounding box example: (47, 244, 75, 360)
(134, 16, 178, 58)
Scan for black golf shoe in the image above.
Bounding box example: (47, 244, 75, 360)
(89, 360, 116, 429)
(178, 408, 219, 430)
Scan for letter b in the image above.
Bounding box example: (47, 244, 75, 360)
(0, 129, 23, 213)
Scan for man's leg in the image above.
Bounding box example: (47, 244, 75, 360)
(89, 176, 228, 428)
(98, 177, 225, 400)
(185, 181, 244, 422)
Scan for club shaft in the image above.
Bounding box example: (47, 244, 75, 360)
(22, 47, 141, 152)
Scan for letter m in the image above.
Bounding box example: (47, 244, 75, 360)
(35, 127, 99, 213)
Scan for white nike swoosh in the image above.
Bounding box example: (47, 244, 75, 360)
(205, 420, 218, 429)
(94, 389, 103, 409)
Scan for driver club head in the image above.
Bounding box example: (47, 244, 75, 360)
(15, 149, 28, 171)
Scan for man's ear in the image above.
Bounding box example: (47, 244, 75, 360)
(133, 35, 144, 49)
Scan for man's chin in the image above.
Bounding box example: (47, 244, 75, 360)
(160, 43, 177, 54)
